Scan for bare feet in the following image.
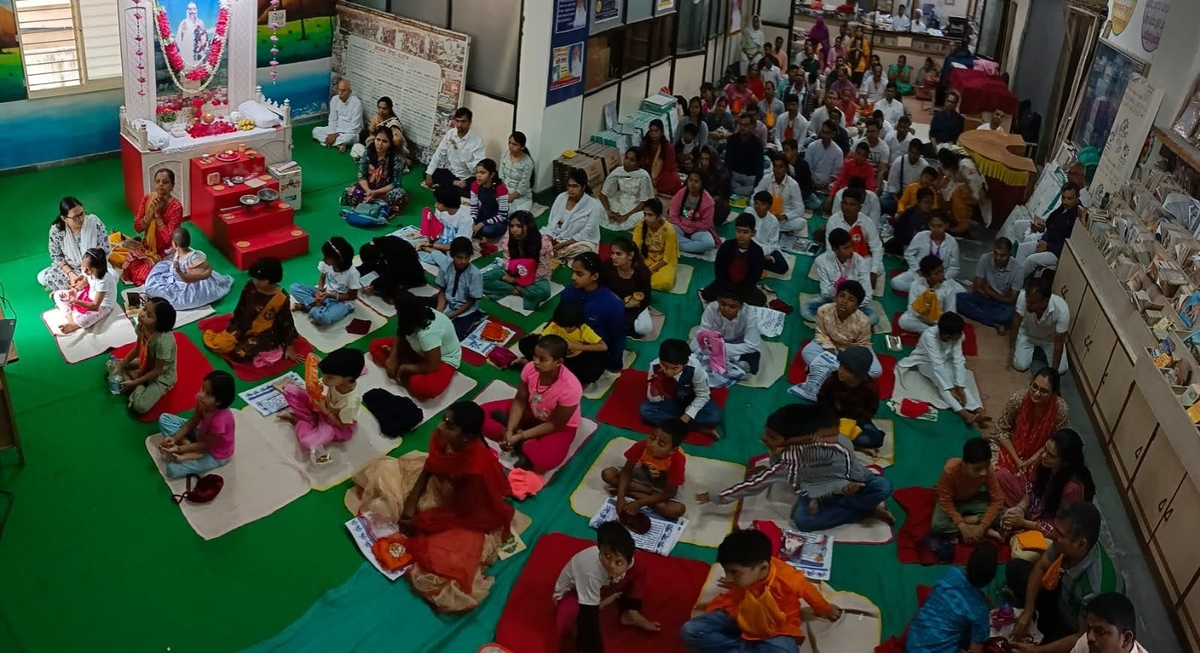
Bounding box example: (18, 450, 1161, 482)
(996, 324, 1008, 336)
(620, 610, 661, 632)
(291, 302, 307, 313)
(58, 323, 81, 335)
(873, 504, 896, 526)
(959, 409, 978, 426)
(276, 410, 298, 424)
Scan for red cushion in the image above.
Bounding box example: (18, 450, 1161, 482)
(113, 332, 215, 423)
(196, 314, 314, 381)
(891, 314, 978, 356)
(595, 369, 729, 446)
(893, 486, 1010, 565)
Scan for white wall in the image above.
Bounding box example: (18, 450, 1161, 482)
(620, 72, 650, 117)
(540, 96, 585, 185)
(516, 0, 555, 190)
(674, 54, 707, 99)
(649, 61, 673, 96)
(582, 84, 620, 139)
(463, 91, 515, 160)
(1145, 0, 1200, 129)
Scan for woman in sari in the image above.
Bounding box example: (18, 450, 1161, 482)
(806, 15, 831, 67)
(987, 367, 1069, 473)
(341, 125, 408, 214)
(888, 54, 915, 96)
(998, 429, 1095, 537)
(349, 401, 515, 613)
(110, 168, 184, 287)
(351, 96, 411, 163)
(638, 119, 683, 195)
(599, 149, 656, 232)
(740, 14, 765, 73)
(38, 196, 111, 292)
(482, 210, 555, 311)
(201, 257, 303, 366)
(914, 56, 940, 101)
(847, 36, 868, 85)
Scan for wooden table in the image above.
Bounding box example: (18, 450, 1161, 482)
(0, 307, 23, 467)
(958, 130, 1038, 230)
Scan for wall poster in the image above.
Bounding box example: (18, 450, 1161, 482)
(331, 1, 470, 163)
(548, 0, 587, 105)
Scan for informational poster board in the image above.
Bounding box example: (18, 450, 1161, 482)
(1091, 74, 1164, 208)
(548, 0, 588, 105)
(331, 2, 470, 163)
(1103, 0, 1171, 62)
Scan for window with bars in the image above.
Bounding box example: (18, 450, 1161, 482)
(13, 0, 121, 95)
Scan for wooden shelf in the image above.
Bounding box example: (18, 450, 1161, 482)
(1155, 125, 1200, 174)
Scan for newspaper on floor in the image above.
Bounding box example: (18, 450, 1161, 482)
(781, 234, 822, 257)
(389, 225, 428, 247)
(346, 514, 407, 581)
(780, 530, 834, 581)
(746, 305, 786, 338)
(588, 497, 688, 556)
(240, 371, 303, 416)
(462, 319, 516, 357)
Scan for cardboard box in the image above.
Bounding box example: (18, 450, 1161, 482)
(268, 162, 302, 210)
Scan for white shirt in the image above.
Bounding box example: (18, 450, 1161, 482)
(431, 208, 475, 246)
(749, 210, 781, 256)
(546, 193, 603, 246)
(825, 212, 884, 274)
(754, 173, 804, 220)
(814, 250, 872, 300)
(88, 273, 117, 309)
(899, 322, 967, 390)
(855, 137, 891, 168)
(833, 188, 882, 220)
(553, 546, 629, 605)
(805, 140, 845, 186)
(886, 132, 915, 163)
(695, 301, 761, 358)
(905, 231, 961, 281)
(874, 97, 907, 128)
(808, 106, 848, 136)
(326, 95, 364, 136)
(1069, 635, 1147, 653)
(893, 15, 911, 31)
(774, 111, 810, 144)
(860, 74, 889, 104)
(886, 154, 928, 194)
(976, 123, 1005, 132)
(648, 355, 712, 419)
(318, 261, 363, 294)
(1016, 291, 1070, 342)
(428, 127, 486, 180)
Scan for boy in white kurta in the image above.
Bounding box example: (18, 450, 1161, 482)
(899, 312, 989, 427)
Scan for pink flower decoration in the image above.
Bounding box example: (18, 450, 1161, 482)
(270, 35, 278, 43)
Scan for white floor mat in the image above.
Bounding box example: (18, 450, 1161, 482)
(736, 474, 894, 545)
(475, 380, 598, 485)
(855, 419, 895, 469)
(357, 284, 436, 318)
(892, 364, 980, 411)
(800, 590, 883, 653)
(146, 408, 310, 540)
(635, 307, 666, 342)
(668, 264, 695, 295)
(765, 253, 797, 281)
(496, 281, 565, 316)
(291, 301, 388, 353)
(123, 287, 215, 328)
(737, 341, 789, 389)
(799, 293, 820, 323)
(571, 436, 745, 548)
(42, 307, 137, 364)
(680, 248, 717, 262)
(583, 350, 637, 399)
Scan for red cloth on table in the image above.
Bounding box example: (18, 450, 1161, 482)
(949, 68, 1019, 117)
(594, 369, 729, 446)
(894, 486, 1011, 566)
(195, 314, 313, 382)
(494, 532, 710, 653)
(113, 332, 214, 423)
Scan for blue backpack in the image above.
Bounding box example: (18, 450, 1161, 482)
(342, 201, 389, 228)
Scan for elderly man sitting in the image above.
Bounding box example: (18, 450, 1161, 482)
(312, 78, 363, 153)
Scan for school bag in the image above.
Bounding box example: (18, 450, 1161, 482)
(172, 473, 224, 504)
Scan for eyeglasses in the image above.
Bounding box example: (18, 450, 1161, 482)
(1029, 382, 1052, 396)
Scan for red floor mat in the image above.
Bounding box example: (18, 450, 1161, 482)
(594, 369, 729, 446)
(891, 314, 978, 356)
(113, 332, 215, 423)
(893, 486, 1010, 566)
(785, 341, 897, 398)
(494, 532, 711, 653)
(196, 314, 314, 382)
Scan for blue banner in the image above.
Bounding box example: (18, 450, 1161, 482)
(547, 0, 588, 105)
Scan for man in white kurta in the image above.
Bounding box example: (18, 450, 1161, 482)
(425, 107, 486, 197)
(312, 79, 363, 153)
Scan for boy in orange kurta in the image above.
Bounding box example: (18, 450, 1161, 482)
(681, 529, 842, 651)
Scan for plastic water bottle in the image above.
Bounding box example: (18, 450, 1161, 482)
(107, 354, 123, 395)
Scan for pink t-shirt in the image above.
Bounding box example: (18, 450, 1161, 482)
(200, 408, 236, 461)
(520, 362, 582, 429)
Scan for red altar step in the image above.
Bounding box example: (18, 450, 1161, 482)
(214, 200, 295, 242)
(221, 227, 310, 270)
(192, 176, 279, 238)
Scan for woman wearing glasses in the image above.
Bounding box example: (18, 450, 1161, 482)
(38, 196, 113, 292)
(986, 367, 1070, 473)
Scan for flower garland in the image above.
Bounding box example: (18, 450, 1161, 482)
(151, 0, 231, 92)
(268, 0, 281, 82)
(132, 0, 147, 97)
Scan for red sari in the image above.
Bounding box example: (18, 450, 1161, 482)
(121, 195, 184, 286)
(995, 391, 1068, 473)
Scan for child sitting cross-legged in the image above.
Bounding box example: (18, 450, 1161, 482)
(277, 347, 366, 466)
(554, 521, 660, 652)
(430, 236, 485, 340)
(640, 339, 722, 439)
(897, 254, 959, 334)
(290, 236, 362, 326)
(700, 213, 767, 306)
(802, 280, 880, 376)
(512, 299, 608, 386)
(904, 543, 999, 653)
(157, 370, 236, 478)
(697, 403, 895, 530)
(747, 190, 790, 276)
(602, 418, 688, 520)
(691, 284, 762, 382)
(892, 211, 962, 294)
(898, 312, 990, 427)
(680, 528, 842, 653)
(816, 346, 887, 452)
(52, 247, 116, 335)
(933, 437, 1006, 545)
(418, 186, 476, 270)
(109, 296, 178, 416)
(802, 228, 876, 324)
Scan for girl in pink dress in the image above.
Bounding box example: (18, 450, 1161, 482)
(279, 347, 366, 465)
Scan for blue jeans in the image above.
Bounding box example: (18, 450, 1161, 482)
(639, 397, 722, 428)
(475, 221, 507, 239)
(800, 298, 879, 326)
(956, 291, 1014, 328)
(730, 171, 758, 197)
(419, 249, 450, 270)
(804, 194, 824, 210)
(856, 420, 886, 449)
(879, 191, 898, 216)
(791, 474, 892, 531)
(681, 610, 800, 652)
(289, 283, 355, 326)
(159, 413, 229, 479)
(674, 225, 717, 254)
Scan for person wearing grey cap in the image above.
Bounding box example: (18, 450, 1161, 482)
(815, 346, 887, 450)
